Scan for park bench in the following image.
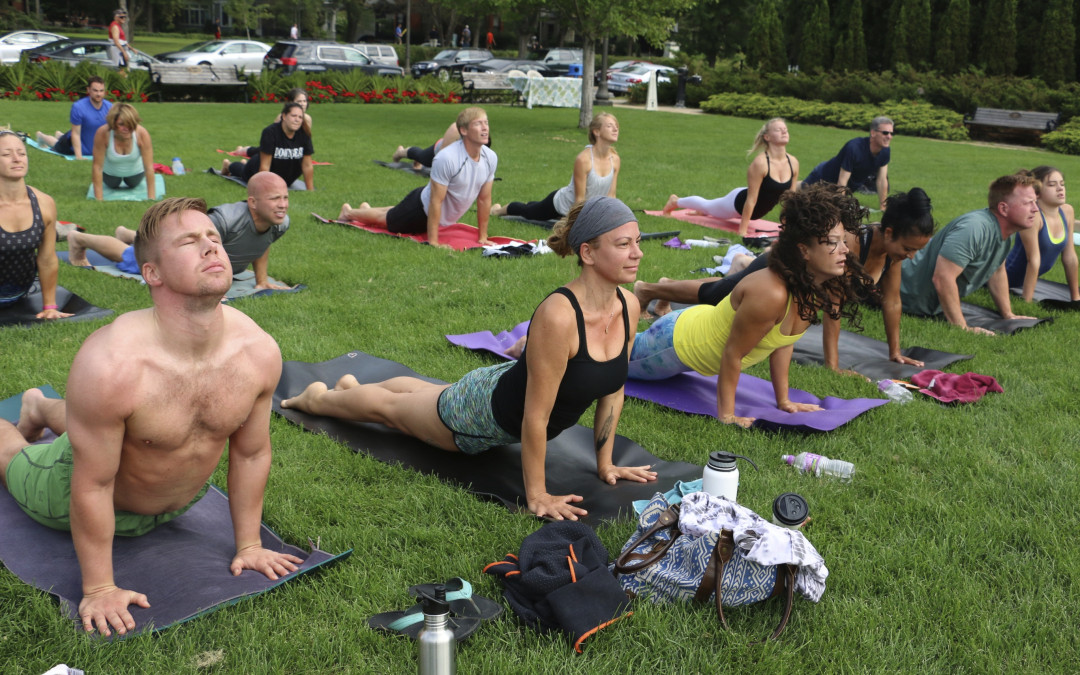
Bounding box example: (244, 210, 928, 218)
(963, 107, 1060, 143)
(462, 71, 520, 104)
(147, 63, 249, 101)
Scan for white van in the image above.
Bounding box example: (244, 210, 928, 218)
(352, 44, 399, 68)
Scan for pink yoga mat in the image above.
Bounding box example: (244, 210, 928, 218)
(644, 209, 780, 236)
(311, 213, 527, 252)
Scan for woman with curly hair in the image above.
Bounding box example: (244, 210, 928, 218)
(628, 183, 877, 427)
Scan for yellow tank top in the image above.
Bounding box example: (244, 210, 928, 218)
(672, 293, 806, 375)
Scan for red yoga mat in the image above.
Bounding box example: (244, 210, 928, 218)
(644, 209, 780, 236)
(311, 213, 527, 252)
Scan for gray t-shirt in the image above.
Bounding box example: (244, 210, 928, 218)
(421, 140, 497, 226)
(900, 208, 1012, 316)
(207, 201, 290, 275)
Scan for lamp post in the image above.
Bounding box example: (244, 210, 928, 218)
(594, 36, 612, 106)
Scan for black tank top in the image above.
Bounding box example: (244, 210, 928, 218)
(733, 153, 793, 220)
(0, 187, 46, 302)
(857, 225, 890, 277)
(491, 287, 630, 438)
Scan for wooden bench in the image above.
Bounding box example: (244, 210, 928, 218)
(147, 63, 249, 101)
(462, 72, 520, 104)
(964, 107, 1060, 143)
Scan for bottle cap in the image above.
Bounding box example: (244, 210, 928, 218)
(422, 585, 450, 616)
(707, 451, 759, 472)
(173, 157, 181, 161)
(772, 492, 809, 527)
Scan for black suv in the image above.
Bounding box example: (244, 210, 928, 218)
(410, 48, 493, 80)
(263, 40, 404, 76)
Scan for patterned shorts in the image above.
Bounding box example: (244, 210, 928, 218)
(628, 309, 692, 380)
(437, 361, 519, 454)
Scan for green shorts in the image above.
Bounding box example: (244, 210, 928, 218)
(4, 432, 209, 537)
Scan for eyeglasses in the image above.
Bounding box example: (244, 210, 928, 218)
(818, 238, 843, 253)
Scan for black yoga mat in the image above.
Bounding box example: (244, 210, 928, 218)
(204, 167, 307, 190)
(0, 391, 350, 638)
(0, 283, 113, 327)
(952, 302, 1052, 334)
(272, 351, 703, 523)
(1010, 279, 1080, 310)
(372, 159, 431, 178)
(791, 324, 974, 381)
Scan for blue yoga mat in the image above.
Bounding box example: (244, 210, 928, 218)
(25, 138, 78, 161)
(85, 174, 166, 202)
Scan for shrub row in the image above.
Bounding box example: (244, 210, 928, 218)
(1041, 120, 1080, 155)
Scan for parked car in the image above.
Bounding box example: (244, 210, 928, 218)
(24, 38, 159, 70)
(410, 48, 492, 80)
(606, 64, 676, 93)
(530, 48, 583, 75)
(595, 59, 651, 85)
(351, 43, 399, 68)
(155, 39, 270, 73)
(0, 30, 66, 63)
(263, 40, 405, 76)
(462, 58, 554, 76)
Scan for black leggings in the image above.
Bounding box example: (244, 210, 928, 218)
(506, 190, 560, 221)
(103, 172, 145, 189)
(697, 251, 770, 305)
(406, 143, 437, 168)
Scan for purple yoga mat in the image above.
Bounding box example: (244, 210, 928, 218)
(445, 322, 888, 433)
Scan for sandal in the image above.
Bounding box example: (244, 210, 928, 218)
(368, 577, 502, 641)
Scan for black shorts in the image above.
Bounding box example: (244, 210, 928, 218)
(53, 132, 75, 156)
(386, 186, 428, 234)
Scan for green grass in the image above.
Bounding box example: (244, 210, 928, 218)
(3, 100, 1080, 673)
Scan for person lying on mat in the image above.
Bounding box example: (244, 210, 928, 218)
(491, 112, 620, 222)
(661, 118, 798, 238)
(339, 107, 496, 248)
(0, 198, 301, 637)
(68, 171, 294, 290)
(1004, 166, 1079, 302)
(91, 103, 156, 201)
(900, 172, 1040, 335)
(627, 184, 878, 428)
(390, 118, 492, 171)
(284, 197, 656, 521)
(0, 131, 70, 319)
(234, 88, 313, 157)
(35, 76, 111, 161)
(635, 187, 934, 372)
(223, 102, 314, 191)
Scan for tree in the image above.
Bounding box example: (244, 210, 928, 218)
(1032, 0, 1075, 83)
(888, 0, 931, 68)
(978, 0, 1017, 74)
(799, 0, 831, 72)
(934, 0, 970, 73)
(225, 0, 272, 38)
(746, 0, 785, 72)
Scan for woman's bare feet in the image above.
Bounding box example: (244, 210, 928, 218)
(338, 203, 352, 221)
(16, 388, 48, 442)
(66, 232, 91, 267)
(504, 335, 527, 359)
(234, 145, 248, 155)
(662, 194, 680, 215)
(490, 203, 507, 217)
(392, 145, 407, 162)
(633, 278, 673, 318)
(221, 158, 233, 175)
(281, 381, 329, 412)
(334, 375, 360, 390)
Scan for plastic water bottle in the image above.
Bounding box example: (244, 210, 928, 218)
(701, 451, 758, 503)
(782, 452, 854, 481)
(418, 586, 455, 675)
(878, 379, 913, 404)
(171, 157, 185, 175)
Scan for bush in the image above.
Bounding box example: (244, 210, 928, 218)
(1041, 119, 1080, 155)
(699, 92, 968, 141)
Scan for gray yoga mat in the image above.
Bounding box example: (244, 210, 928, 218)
(372, 159, 431, 177)
(790, 323, 974, 381)
(950, 302, 1052, 334)
(205, 167, 307, 190)
(272, 351, 703, 523)
(0, 282, 113, 327)
(1010, 279, 1080, 310)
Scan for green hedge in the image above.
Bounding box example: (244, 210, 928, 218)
(1041, 119, 1080, 155)
(699, 92, 968, 141)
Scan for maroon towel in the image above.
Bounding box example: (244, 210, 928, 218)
(910, 369, 1003, 403)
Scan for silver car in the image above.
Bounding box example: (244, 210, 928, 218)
(0, 30, 66, 63)
(155, 39, 270, 73)
(606, 64, 675, 93)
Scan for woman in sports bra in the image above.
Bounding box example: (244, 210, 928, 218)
(283, 197, 655, 521)
(491, 113, 620, 222)
(629, 184, 876, 428)
(91, 103, 155, 201)
(662, 118, 798, 237)
(0, 130, 69, 319)
(1004, 165, 1079, 302)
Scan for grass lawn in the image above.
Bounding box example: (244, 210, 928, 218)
(2, 100, 1080, 673)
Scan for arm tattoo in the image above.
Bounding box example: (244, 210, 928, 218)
(595, 410, 614, 453)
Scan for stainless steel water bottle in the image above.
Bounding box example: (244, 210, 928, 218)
(418, 586, 455, 675)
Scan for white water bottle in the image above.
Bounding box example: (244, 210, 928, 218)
(782, 452, 854, 481)
(701, 451, 758, 503)
(878, 379, 913, 403)
(171, 157, 185, 175)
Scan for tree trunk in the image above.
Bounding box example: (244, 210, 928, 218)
(578, 38, 596, 129)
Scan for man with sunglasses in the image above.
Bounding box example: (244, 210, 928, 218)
(802, 116, 894, 211)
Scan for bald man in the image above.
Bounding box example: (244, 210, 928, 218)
(68, 171, 293, 290)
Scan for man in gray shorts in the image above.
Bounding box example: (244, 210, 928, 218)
(0, 197, 301, 638)
(67, 171, 294, 290)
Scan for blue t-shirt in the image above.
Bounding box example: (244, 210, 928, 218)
(70, 97, 112, 157)
(804, 137, 889, 191)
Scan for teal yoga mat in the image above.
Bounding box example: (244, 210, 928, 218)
(85, 174, 166, 201)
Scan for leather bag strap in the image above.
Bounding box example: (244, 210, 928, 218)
(613, 504, 681, 574)
(707, 530, 797, 642)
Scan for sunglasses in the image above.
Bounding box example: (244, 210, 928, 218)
(875, 130, 894, 136)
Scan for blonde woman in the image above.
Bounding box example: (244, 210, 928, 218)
(492, 112, 620, 221)
(91, 103, 155, 201)
(663, 118, 798, 237)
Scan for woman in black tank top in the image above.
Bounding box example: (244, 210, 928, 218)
(0, 131, 69, 319)
(283, 197, 656, 521)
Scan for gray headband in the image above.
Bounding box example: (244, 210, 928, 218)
(568, 197, 637, 253)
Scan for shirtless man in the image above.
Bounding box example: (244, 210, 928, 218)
(0, 197, 300, 637)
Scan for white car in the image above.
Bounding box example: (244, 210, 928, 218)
(0, 30, 66, 63)
(606, 64, 675, 93)
(155, 39, 270, 73)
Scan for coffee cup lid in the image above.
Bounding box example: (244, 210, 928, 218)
(772, 492, 809, 525)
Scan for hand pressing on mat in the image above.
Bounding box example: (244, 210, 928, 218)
(528, 491, 587, 521)
(230, 544, 302, 580)
(598, 463, 657, 486)
(36, 306, 73, 320)
(79, 584, 150, 637)
(777, 400, 823, 415)
(889, 353, 925, 368)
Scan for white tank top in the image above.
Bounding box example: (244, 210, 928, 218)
(552, 146, 615, 216)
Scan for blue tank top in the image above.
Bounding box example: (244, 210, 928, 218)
(1004, 207, 1069, 287)
(491, 287, 630, 438)
(0, 187, 46, 304)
